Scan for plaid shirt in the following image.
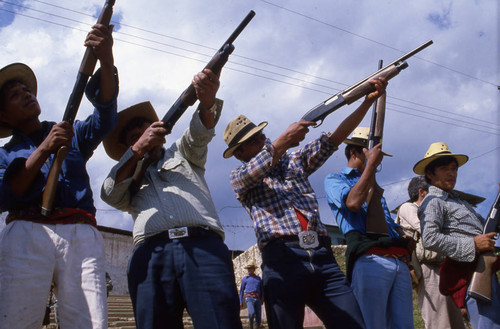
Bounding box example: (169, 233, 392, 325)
(419, 185, 484, 262)
(230, 133, 337, 248)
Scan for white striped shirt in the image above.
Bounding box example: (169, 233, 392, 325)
(101, 110, 224, 246)
(419, 185, 484, 262)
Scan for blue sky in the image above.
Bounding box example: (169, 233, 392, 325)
(0, 0, 498, 250)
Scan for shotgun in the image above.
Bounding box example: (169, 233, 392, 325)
(161, 10, 255, 132)
(468, 184, 500, 303)
(129, 11, 255, 194)
(365, 60, 389, 234)
(302, 40, 433, 124)
(41, 0, 115, 216)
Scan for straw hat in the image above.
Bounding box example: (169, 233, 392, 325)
(0, 63, 38, 138)
(103, 101, 159, 161)
(223, 115, 267, 158)
(343, 127, 391, 156)
(413, 142, 468, 175)
(245, 261, 258, 269)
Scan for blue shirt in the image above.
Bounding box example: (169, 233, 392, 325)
(239, 274, 263, 304)
(0, 70, 118, 215)
(324, 166, 400, 238)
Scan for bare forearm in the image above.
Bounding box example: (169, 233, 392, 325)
(329, 98, 372, 146)
(345, 163, 377, 211)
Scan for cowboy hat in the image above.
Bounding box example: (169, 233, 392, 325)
(223, 115, 267, 159)
(343, 127, 392, 156)
(245, 261, 258, 269)
(413, 142, 468, 175)
(103, 101, 159, 161)
(0, 63, 38, 138)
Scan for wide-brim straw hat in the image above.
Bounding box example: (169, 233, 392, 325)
(223, 115, 267, 159)
(413, 142, 468, 175)
(343, 127, 392, 156)
(103, 101, 159, 161)
(245, 261, 258, 269)
(0, 63, 38, 138)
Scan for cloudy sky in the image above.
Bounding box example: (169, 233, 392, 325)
(0, 0, 498, 250)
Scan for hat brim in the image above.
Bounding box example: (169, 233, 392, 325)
(0, 63, 37, 138)
(343, 138, 392, 157)
(413, 153, 468, 175)
(223, 122, 267, 159)
(103, 101, 159, 161)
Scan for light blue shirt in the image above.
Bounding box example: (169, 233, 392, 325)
(324, 166, 400, 238)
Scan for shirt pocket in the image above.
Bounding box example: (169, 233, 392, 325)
(159, 157, 193, 183)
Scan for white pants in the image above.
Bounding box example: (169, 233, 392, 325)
(0, 220, 107, 329)
(417, 262, 465, 329)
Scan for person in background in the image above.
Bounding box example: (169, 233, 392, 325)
(240, 261, 264, 329)
(397, 176, 465, 329)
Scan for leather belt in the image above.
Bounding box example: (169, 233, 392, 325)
(145, 226, 219, 242)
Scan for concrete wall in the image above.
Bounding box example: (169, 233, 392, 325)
(99, 226, 134, 295)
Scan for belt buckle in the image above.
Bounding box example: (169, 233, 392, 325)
(168, 227, 189, 239)
(298, 231, 319, 249)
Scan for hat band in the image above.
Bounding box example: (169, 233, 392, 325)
(227, 122, 257, 149)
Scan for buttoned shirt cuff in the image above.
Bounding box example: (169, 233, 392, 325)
(85, 66, 119, 111)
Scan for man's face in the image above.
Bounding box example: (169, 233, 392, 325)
(0, 81, 40, 129)
(247, 267, 255, 275)
(124, 122, 150, 147)
(427, 161, 458, 192)
(234, 131, 266, 162)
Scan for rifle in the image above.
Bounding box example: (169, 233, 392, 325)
(161, 10, 255, 132)
(468, 183, 500, 303)
(41, 0, 115, 216)
(129, 11, 256, 193)
(365, 60, 389, 234)
(302, 40, 433, 124)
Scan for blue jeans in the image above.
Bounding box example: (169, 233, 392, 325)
(127, 231, 242, 329)
(466, 274, 500, 329)
(246, 297, 262, 328)
(351, 254, 413, 329)
(261, 238, 365, 329)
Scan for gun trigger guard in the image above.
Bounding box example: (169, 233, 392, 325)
(313, 120, 323, 128)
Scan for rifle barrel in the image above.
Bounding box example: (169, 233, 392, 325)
(343, 40, 433, 95)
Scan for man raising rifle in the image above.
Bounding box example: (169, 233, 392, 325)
(0, 23, 117, 329)
(223, 77, 386, 329)
(100, 69, 243, 329)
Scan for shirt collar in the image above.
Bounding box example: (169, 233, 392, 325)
(341, 166, 360, 176)
(429, 185, 459, 200)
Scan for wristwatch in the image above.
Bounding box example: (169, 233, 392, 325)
(200, 103, 217, 113)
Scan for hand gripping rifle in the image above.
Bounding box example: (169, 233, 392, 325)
(302, 40, 433, 124)
(160, 10, 255, 133)
(129, 11, 255, 193)
(41, 0, 115, 216)
(365, 60, 389, 235)
(468, 183, 500, 303)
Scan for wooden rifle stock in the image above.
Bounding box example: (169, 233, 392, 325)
(365, 60, 389, 234)
(302, 40, 432, 124)
(129, 11, 255, 194)
(468, 183, 500, 303)
(41, 0, 115, 216)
